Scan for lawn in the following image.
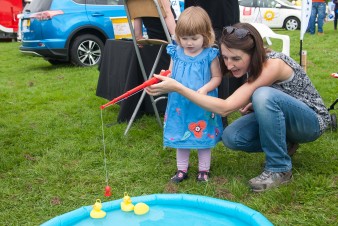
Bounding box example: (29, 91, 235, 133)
(0, 22, 337, 225)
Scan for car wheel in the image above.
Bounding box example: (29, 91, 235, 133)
(70, 34, 104, 67)
(284, 17, 300, 31)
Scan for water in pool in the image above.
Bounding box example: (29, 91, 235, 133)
(75, 204, 250, 226)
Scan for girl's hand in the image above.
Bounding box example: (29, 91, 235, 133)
(239, 103, 253, 115)
(145, 73, 178, 96)
(197, 87, 208, 95)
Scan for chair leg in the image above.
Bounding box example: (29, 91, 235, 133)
(124, 90, 163, 135)
(124, 90, 146, 135)
(124, 44, 166, 135)
(150, 95, 163, 127)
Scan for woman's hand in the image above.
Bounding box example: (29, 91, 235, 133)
(145, 72, 179, 96)
(197, 87, 208, 95)
(239, 103, 253, 115)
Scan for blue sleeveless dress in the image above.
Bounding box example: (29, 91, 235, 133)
(163, 44, 223, 149)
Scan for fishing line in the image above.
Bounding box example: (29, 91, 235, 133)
(100, 109, 109, 186)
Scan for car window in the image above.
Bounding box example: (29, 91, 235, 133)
(86, 0, 124, 5)
(73, 0, 86, 4)
(23, 3, 32, 12)
(239, 0, 289, 8)
(28, 0, 53, 13)
(108, 0, 124, 4)
(257, 0, 275, 8)
(239, 0, 254, 7)
(277, 0, 294, 7)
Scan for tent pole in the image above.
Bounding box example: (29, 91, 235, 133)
(299, 40, 303, 65)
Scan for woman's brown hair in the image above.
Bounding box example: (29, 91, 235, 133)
(220, 23, 267, 83)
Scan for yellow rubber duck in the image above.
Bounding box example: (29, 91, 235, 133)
(134, 202, 149, 215)
(90, 199, 106, 219)
(120, 192, 134, 212)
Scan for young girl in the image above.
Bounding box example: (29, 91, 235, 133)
(164, 6, 223, 183)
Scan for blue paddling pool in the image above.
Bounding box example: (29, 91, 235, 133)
(41, 194, 273, 226)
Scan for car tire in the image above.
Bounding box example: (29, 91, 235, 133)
(70, 34, 104, 67)
(284, 17, 300, 31)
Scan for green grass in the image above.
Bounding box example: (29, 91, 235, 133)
(0, 22, 337, 225)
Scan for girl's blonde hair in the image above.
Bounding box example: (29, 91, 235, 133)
(175, 6, 215, 48)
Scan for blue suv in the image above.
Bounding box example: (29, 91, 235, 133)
(20, 0, 126, 66)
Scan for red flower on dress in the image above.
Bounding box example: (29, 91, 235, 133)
(188, 120, 207, 138)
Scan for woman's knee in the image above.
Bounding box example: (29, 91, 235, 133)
(222, 127, 237, 149)
(251, 87, 275, 108)
(251, 86, 281, 108)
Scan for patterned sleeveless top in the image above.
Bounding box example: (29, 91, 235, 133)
(268, 51, 331, 134)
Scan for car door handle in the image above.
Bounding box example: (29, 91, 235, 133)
(91, 13, 104, 17)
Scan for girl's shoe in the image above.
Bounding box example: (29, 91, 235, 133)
(170, 170, 188, 183)
(197, 171, 209, 182)
(331, 73, 338, 78)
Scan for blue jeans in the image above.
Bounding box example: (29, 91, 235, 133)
(308, 2, 326, 34)
(222, 87, 321, 172)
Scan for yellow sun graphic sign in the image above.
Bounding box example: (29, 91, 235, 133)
(264, 10, 275, 21)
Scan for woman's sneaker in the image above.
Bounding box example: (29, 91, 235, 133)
(249, 170, 292, 192)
